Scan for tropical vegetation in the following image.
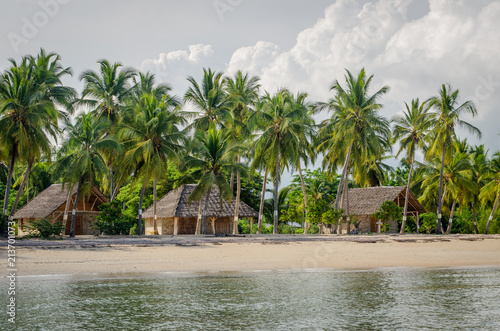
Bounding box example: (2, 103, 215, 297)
(1, 49, 499, 236)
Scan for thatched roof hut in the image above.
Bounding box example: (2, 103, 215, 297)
(13, 184, 108, 236)
(335, 186, 426, 233)
(142, 184, 258, 235)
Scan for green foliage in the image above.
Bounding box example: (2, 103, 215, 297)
(321, 208, 345, 226)
(308, 199, 330, 224)
(28, 219, 65, 239)
(372, 201, 402, 222)
(94, 200, 135, 235)
(419, 212, 437, 234)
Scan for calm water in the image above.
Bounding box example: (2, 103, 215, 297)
(2, 267, 500, 330)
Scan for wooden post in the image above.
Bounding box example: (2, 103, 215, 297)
(173, 217, 179, 236)
(416, 213, 420, 234)
(376, 220, 382, 234)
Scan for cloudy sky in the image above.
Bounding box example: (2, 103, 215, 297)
(1, 0, 499, 183)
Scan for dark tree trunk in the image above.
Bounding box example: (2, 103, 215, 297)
(469, 203, 479, 234)
(298, 162, 309, 234)
(137, 182, 146, 236)
(233, 163, 241, 235)
(257, 168, 268, 234)
(70, 177, 83, 238)
(485, 191, 499, 234)
(153, 177, 158, 235)
(400, 154, 415, 234)
(1, 150, 16, 236)
(110, 166, 114, 201)
(202, 188, 211, 235)
(273, 145, 280, 234)
(437, 144, 446, 234)
(335, 144, 352, 211)
(9, 161, 32, 222)
(445, 199, 457, 234)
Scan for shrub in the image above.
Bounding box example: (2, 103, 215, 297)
(419, 213, 437, 234)
(94, 201, 135, 235)
(29, 219, 65, 239)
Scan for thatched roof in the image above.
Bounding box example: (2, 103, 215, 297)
(12, 184, 108, 219)
(335, 186, 426, 216)
(143, 184, 259, 218)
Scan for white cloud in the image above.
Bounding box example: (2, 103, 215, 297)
(225, 0, 500, 151)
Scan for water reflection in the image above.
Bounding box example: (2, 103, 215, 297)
(3, 267, 500, 330)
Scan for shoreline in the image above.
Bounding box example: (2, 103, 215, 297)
(3, 234, 500, 277)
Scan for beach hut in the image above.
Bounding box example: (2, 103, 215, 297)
(12, 184, 108, 236)
(142, 184, 259, 235)
(335, 186, 426, 233)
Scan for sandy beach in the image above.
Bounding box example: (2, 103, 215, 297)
(3, 234, 498, 277)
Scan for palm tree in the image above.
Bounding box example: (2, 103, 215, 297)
(318, 69, 390, 225)
(480, 152, 500, 234)
(252, 89, 307, 234)
(182, 128, 245, 235)
(0, 50, 76, 235)
(119, 86, 185, 235)
(184, 68, 231, 130)
(225, 71, 260, 234)
(288, 92, 315, 234)
(53, 114, 120, 237)
(427, 84, 481, 234)
(392, 99, 432, 233)
(79, 60, 136, 200)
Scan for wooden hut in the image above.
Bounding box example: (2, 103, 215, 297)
(335, 186, 426, 233)
(142, 184, 259, 235)
(12, 184, 108, 236)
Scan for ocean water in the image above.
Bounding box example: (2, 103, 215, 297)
(2, 267, 500, 330)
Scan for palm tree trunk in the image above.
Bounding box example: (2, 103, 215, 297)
(485, 191, 499, 234)
(400, 154, 415, 234)
(233, 162, 241, 235)
(343, 168, 351, 234)
(230, 169, 235, 193)
(437, 143, 446, 234)
(153, 177, 158, 235)
(469, 203, 479, 234)
(62, 189, 72, 235)
(1, 150, 16, 236)
(137, 182, 146, 236)
(298, 162, 309, 234)
(196, 199, 203, 235)
(202, 188, 211, 235)
(110, 165, 114, 201)
(445, 199, 457, 234)
(335, 144, 352, 211)
(273, 145, 280, 234)
(257, 168, 268, 234)
(9, 161, 32, 222)
(70, 177, 83, 238)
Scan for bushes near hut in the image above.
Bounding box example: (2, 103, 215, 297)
(28, 219, 65, 239)
(94, 201, 135, 235)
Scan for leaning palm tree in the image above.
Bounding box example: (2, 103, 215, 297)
(184, 68, 231, 130)
(427, 84, 481, 234)
(119, 88, 185, 235)
(391, 99, 432, 233)
(182, 128, 245, 235)
(318, 69, 390, 224)
(251, 89, 306, 234)
(225, 71, 260, 234)
(53, 114, 120, 237)
(0, 50, 76, 235)
(480, 152, 500, 234)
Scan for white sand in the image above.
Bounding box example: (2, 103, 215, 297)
(9, 235, 500, 276)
